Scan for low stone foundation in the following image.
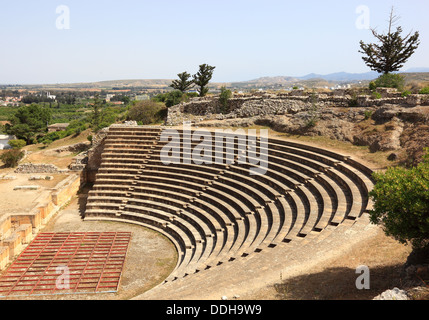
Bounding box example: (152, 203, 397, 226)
(14, 163, 64, 174)
(0, 174, 81, 271)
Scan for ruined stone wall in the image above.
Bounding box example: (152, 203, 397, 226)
(85, 127, 109, 183)
(14, 163, 63, 174)
(51, 174, 81, 206)
(50, 142, 91, 154)
(166, 90, 429, 126)
(0, 215, 12, 239)
(0, 174, 81, 270)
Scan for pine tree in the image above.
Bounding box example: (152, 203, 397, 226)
(170, 72, 194, 93)
(193, 64, 216, 97)
(359, 8, 420, 74)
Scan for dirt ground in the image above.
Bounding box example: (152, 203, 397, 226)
(240, 229, 419, 300)
(0, 171, 68, 217)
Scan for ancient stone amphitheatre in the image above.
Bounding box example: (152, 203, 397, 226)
(5, 86, 429, 299)
(82, 122, 375, 299)
(0, 118, 379, 300)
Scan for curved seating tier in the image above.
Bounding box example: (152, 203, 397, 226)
(85, 126, 374, 281)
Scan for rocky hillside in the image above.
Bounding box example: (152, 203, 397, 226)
(166, 89, 429, 167)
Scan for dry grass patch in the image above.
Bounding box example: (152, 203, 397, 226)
(24, 129, 92, 153)
(21, 152, 76, 169)
(20, 129, 93, 169)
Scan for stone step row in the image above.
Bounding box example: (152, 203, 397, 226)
(85, 126, 374, 281)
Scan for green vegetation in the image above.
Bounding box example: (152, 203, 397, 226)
(219, 87, 232, 114)
(401, 90, 412, 97)
(170, 72, 194, 93)
(126, 100, 167, 125)
(153, 90, 184, 108)
(359, 7, 420, 74)
(1, 92, 129, 147)
(91, 93, 103, 131)
(193, 64, 216, 97)
(0, 106, 16, 121)
(371, 92, 382, 99)
(305, 91, 319, 128)
(364, 110, 373, 120)
(419, 87, 429, 94)
(8, 139, 26, 149)
(5, 104, 52, 144)
(0, 149, 25, 168)
(369, 73, 406, 91)
(153, 91, 199, 108)
(369, 150, 429, 250)
(110, 94, 130, 105)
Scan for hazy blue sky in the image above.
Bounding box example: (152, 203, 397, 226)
(0, 0, 428, 84)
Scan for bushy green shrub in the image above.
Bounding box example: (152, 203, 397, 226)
(364, 110, 373, 120)
(219, 87, 232, 114)
(126, 101, 167, 125)
(371, 92, 382, 99)
(419, 87, 429, 94)
(401, 90, 412, 97)
(369, 150, 429, 250)
(164, 91, 184, 108)
(0, 149, 25, 168)
(153, 91, 198, 108)
(39, 130, 68, 144)
(8, 139, 27, 149)
(370, 73, 405, 91)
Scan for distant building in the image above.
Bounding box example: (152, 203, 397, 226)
(46, 92, 56, 100)
(0, 135, 16, 150)
(48, 123, 70, 132)
(105, 94, 115, 102)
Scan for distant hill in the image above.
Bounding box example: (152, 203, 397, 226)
(298, 71, 379, 82)
(241, 76, 299, 84)
(404, 67, 429, 73)
(36, 79, 174, 89)
(296, 68, 429, 82)
(400, 72, 429, 83)
(5, 69, 429, 91)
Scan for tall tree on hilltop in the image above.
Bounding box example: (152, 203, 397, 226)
(193, 64, 216, 97)
(359, 7, 420, 74)
(170, 72, 194, 93)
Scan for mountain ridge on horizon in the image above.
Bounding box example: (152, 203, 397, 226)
(250, 67, 429, 83)
(2, 68, 429, 88)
